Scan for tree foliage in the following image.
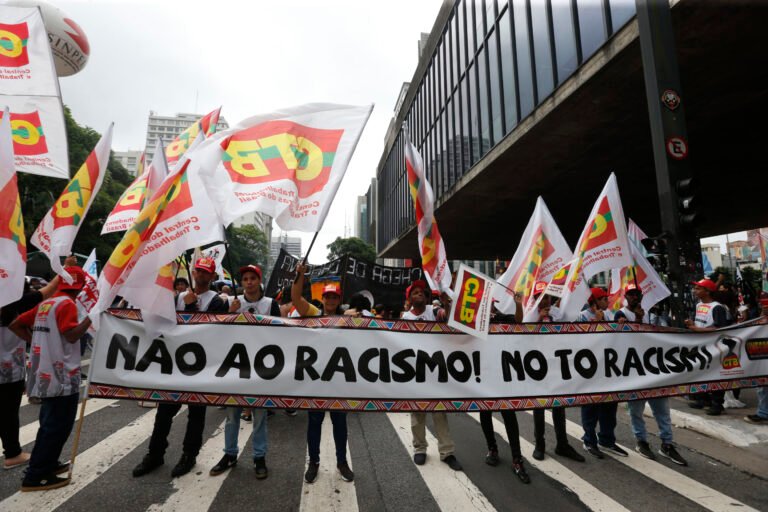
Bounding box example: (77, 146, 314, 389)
(20, 106, 134, 273)
(327, 236, 377, 262)
(225, 225, 269, 274)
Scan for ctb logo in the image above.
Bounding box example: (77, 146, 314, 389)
(0, 22, 29, 67)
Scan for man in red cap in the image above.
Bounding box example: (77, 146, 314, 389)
(9, 266, 92, 491)
(1, 256, 75, 472)
(133, 256, 228, 479)
(685, 278, 730, 415)
(402, 280, 462, 472)
(209, 264, 279, 480)
(291, 264, 354, 484)
(578, 287, 627, 459)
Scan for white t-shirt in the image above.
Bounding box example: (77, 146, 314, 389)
(618, 307, 648, 324)
(230, 294, 274, 315)
(694, 301, 724, 328)
(176, 290, 218, 311)
(402, 307, 438, 321)
(578, 308, 614, 322)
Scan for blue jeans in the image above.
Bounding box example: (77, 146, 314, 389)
(307, 411, 347, 464)
(757, 387, 768, 419)
(581, 402, 618, 447)
(628, 398, 673, 444)
(25, 393, 79, 483)
(224, 408, 267, 459)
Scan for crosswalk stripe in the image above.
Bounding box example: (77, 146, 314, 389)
(19, 359, 91, 408)
(386, 412, 495, 512)
(1, 407, 178, 512)
(531, 409, 761, 512)
(146, 416, 250, 512)
(466, 412, 630, 512)
(19, 398, 119, 447)
(299, 414, 358, 512)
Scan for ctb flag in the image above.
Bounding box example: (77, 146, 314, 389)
(0, 107, 26, 307)
(448, 264, 495, 339)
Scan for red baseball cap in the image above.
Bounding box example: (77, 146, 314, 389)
(691, 278, 717, 292)
(58, 266, 87, 291)
(625, 284, 642, 295)
(406, 279, 428, 299)
(590, 287, 609, 300)
(322, 283, 342, 297)
(194, 257, 216, 274)
(239, 264, 262, 279)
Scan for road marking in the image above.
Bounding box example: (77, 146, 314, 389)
(19, 398, 119, 447)
(20, 359, 91, 408)
(466, 412, 629, 512)
(146, 415, 251, 512)
(386, 412, 495, 512)
(300, 413, 358, 512)
(1, 407, 174, 512)
(531, 409, 761, 512)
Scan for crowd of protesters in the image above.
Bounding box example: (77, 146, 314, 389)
(1, 259, 766, 492)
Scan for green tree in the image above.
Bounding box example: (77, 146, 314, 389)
(19, 106, 134, 273)
(225, 225, 269, 273)
(740, 266, 762, 292)
(712, 266, 734, 283)
(327, 236, 376, 262)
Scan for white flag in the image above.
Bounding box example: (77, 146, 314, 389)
(30, 124, 113, 282)
(494, 197, 572, 316)
(194, 103, 373, 232)
(0, 106, 26, 307)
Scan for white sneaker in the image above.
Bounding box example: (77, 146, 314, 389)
(723, 391, 747, 409)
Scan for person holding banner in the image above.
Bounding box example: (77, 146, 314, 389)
(209, 264, 278, 479)
(9, 267, 91, 492)
(0, 261, 73, 472)
(615, 288, 688, 465)
(579, 288, 628, 459)
(133, 257, 229, 479)
(291, 264, 355, 484)
(401, 280, 462, 471)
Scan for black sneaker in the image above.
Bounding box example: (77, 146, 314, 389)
(485, 448, 500, 466)
(512, 458, 531, 484)
(171, 453, 196, 478)
(210, 454, 237, 476)
(532, 443, 545, 461)
(254, 457, 268, 479)
(337, 462, 354, 482)
(659, 443, 687, 466)
(304, 462, 320, 483)
(413, 453, 426, 465)
(285, 409, 298, 417)
(132, 453, 164, 477)
(583, 443, 604, 459)
(599, 443, 629, 457)
(635, 440, 656, 460)
(555, 444, 585, 462)
(745, 414, 768, 424)
(706, 405, 724, 416)
(266, 410, 275, 417)
(442, 455, 463, 471)
(21, 475, 70, 492)
(53, 461, 71, 475)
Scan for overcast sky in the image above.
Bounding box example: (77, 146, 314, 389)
(53, 0, 443, 263)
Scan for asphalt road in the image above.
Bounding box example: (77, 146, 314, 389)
(1, 366, 766, 511)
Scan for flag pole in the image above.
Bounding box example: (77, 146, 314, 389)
(302, 232, 320, 264)
(67, 349, 94, 480)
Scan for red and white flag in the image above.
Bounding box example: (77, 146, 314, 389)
(448, 264, 495, 339)
(494, 197, 572, 316)
(76, 248, 99, 323)
(30, 124, 113, 283)
(194, 103, 373, 232)
(0, 107, 26, 307)
(92, 140, 224, 334)
(165, 107, 221, 168)
(102, 142, 168, 234)
(404, 133, 452, 293)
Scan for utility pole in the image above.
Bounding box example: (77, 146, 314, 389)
(636, 0, 702, 326)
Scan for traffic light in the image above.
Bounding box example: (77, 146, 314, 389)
(676, 177, 698, 228)
(641, 235, 669, 273)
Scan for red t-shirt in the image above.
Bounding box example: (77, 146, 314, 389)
(16, 292, 79, 335)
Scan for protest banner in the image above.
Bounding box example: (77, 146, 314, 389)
(89, 310, 768, 411)
(0, 106, 25, 307)
(265, 248, 424, 311)
(0, 6, 68, 178)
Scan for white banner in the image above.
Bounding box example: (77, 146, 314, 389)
(88, 311, 768, 411)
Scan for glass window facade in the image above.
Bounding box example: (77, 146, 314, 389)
(377, 0, 636, 251)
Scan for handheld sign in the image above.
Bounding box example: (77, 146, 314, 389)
(448, 264, 495, 339)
